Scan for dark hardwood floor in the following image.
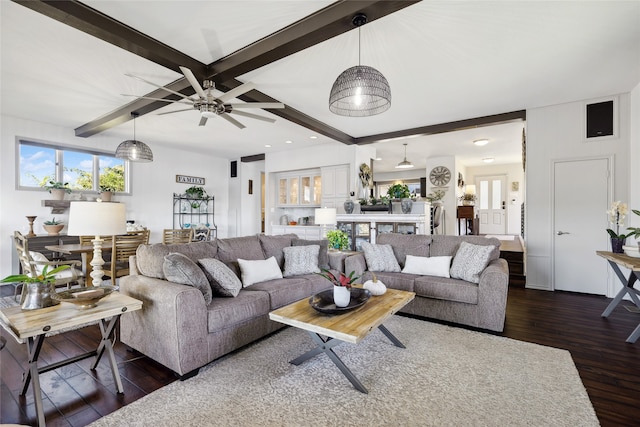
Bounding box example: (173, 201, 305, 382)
(1, 286, 639, 426)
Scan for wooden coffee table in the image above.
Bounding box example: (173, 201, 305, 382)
(0, 292, 142, 427)
(269, 287, 415, 393)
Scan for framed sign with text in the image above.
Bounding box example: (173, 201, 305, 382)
(176, 175, 205, 185)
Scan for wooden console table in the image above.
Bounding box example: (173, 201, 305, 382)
(596, 251, 640, 343)
(457, 206, 477, 235)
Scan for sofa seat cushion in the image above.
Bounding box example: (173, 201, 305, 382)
(413, 276, 479, 305)
(136, 241, 218, 279)
(361, 271, 415, 293)
(244, 275, 332, 309)
(207, 290, 271, 333)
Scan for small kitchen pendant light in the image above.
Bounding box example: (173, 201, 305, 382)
(395, 143, 414, 169)
(115, 112, 153, 162)
(329, 14, 391, 117)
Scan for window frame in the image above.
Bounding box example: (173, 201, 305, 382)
(15, 137, 131, 195)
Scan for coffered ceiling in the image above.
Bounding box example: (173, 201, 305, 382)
(2, 1, 639, 172)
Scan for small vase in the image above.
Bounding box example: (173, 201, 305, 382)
(610, 237, 625, 254)
(333, 286, 351, 307)
(21, 282, 58, 310)
(344, 199, 355, 214)
(401, 198, 413, 214)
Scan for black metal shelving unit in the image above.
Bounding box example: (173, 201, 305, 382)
(172, 193, 217, 240)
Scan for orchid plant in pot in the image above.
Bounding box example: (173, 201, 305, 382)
(316, 269, 360, 307)
(606, 201, 634, 253)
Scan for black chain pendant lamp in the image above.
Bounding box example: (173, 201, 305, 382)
(115, 112, 154, 162)
(329, 14, 391, 117)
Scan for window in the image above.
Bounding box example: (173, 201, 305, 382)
(17, 139, 128, 193)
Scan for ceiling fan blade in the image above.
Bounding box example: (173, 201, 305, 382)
(229, 110, 276, 123)
(217, 82, 256, 103)
(179, 66, 207, 99)
(157, 107, 195, 116)
(121, 94, 193, 105)
(219, 113, 246, 129)
(125, 73, 193, 100)
(199, 116, 208, 126)
(226, 102, 284, 109)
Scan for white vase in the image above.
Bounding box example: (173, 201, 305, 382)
(333, 286, 351, 307)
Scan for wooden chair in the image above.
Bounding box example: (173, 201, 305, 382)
(162, 228, 193, 244)
(13, 231, 84, 299)
(103, 230, 150, 284)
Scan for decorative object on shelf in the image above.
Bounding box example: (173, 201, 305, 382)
(115, 112, 153, 162)
(359, 163, 372, 200)
(315, 207, 337, 239)
(329, 14, 391, 117)
(26, 215, 37, 237)
(395, 143, 414, 169)
(363, 273, 386, 295)
(458, 172, 464, 188)
(429, 166, 451, 186)
(315, 269, 360, 308)
(622, 245, 640, 258)
(309, 287, 371, 314)
(387, 183, 411, 200)
(325, 229, 349, 250)
(606, 201, 634, 253)
(459, 184, 477, 206)
(67, 201, 127, 286)
(43, 217, 64, 235)
(425, 190, 445, 204)
(52, 285, 116, 309)
(42, 180, 72, 200)
(401, 198, 413, 214)
(1, 264, 71, 310)
(344, 199, 355, 214)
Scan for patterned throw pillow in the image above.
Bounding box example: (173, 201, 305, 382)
(163, 253, 213, 304)
(402, 255, 452, 278)
(361, 242, 401, 272)
(237, 256, 283, 287)
(449, 241, 494, 284)
(198, 258, 243, 297)
(282, 245, 321, 277)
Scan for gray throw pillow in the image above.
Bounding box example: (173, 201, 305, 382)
(163, 253, 212, 304)
(292, 238, 329, 270)
(198, 258, 242, 297)
(282, 245, 321, 277)
(450, 241, 494, 284)
(361, 242, 401, 272)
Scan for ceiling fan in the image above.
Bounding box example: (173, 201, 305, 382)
(123, 66, 284, 129)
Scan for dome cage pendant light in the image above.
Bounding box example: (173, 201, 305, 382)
(395, 143, 414, 169)
(329, 14, 391, 117)
(115, 112, 154, 162)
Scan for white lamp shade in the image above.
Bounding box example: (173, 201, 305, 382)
(314, 208, 337, 225)
(465, 185, 477, 195)
(67, 202, 127, 236)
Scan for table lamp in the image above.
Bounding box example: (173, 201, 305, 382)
(315, 207, 337, 239)
(67, 201, 126, 286)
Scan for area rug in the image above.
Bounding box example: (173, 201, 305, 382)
(90, 316, 598, 427)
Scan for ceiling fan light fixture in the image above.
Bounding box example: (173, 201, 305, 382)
(329, 14, 391, 117)
(115, 113, 153, 162)
(395, 143, 414, 169)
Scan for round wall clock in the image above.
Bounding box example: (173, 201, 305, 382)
(429, 166, 451, 186)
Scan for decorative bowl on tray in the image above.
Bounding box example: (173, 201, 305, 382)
(309, 288, 371, 314)
(52, 285, 117, 309)
(622, 245, 640, 258)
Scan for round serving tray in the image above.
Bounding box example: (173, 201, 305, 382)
(309, 288, 371, 315)
(52, 285, 117, 309)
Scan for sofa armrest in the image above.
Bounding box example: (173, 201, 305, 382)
(119, 274, 209, 376)
(344, 253, 367, 277)
(477, 258, 510, 331)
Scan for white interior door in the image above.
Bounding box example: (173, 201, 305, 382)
(476, 175, 506, 234)
(553, 157, 610, 295)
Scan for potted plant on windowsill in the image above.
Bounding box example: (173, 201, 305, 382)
(43, 180, 72, 201)
(99, 184, 117, 202)
(43, 218, 64, 235)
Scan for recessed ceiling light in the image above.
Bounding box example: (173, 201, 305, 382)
(309, 135, 318, 140)
(285, 140, 293, 144)
(482, 157, 494, 163)
(474, 139, 489, 146)
(374, 157, 382, 161)
(265, 144, 272, 148)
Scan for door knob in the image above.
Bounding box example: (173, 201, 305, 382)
(556, 231, 570, 235)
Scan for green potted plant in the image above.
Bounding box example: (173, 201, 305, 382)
(387, 183, 411, 200)
(326, 229, 349, 250)
(99, 184, 117, 202)
(425, 190, 445, 204)
(43, 218, 64, 236)
(185, 186, 209, 209)
(1, 264, 70, 309)
(42, 180, 71, 200)
(606, 201, 634, 253)
(459, 193, 477, 206)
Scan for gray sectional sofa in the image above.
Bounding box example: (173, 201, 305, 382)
(345, 233, 509, 332)
(119, 234, 335, 377)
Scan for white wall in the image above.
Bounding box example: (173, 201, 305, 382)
(0, 116, 230, 278)
(466, 163, 524, 235)
(629, 83, 640, 238)
(526, 93, 631, 291)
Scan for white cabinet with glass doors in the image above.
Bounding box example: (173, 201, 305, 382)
(277, 169, 321, 206)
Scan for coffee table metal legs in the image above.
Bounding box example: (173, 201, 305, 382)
(291, 324, 406, 394)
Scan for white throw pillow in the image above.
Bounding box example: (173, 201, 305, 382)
(402, 255, 452, 278)
(282, 245, 320, 277)
(361, 242, 401, 272)
(28, 251, 79, 280)
(450, 241, 494, 284)
(237, 256, 283, 287)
